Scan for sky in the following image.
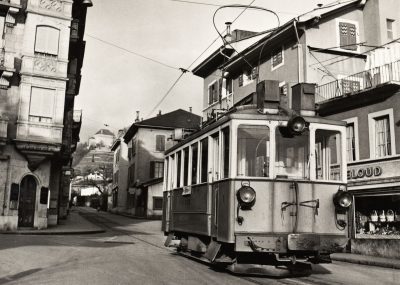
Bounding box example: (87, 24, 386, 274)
(76, 0, 335, 142)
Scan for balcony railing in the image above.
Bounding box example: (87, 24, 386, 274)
(316, 60, 400, 103)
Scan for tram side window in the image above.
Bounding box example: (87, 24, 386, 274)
(237, 125, 270, 177)
(316, 130, 342, 181)
(275, 129, 309, 179)
(183, 147, 189, 186)
(221, 127, 230, 179)
(177, 151, 182, 188)
(200, 138, 208, 183)
(191, 143, 198, 185)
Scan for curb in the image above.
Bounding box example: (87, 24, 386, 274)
(0, 229, 105, 235)
(331, 253, 400, 269)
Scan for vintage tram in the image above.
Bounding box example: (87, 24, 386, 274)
(162, 82, 352, 276)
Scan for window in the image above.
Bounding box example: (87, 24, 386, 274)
(150, 161, 164, 179)
(208, 80, 219, 105)
(191, 143, 198, 184)
(271, 47, 284, 70)
(29, 87, 55, 123)
(237, 125, 270, 177)
(238, 67, 257, 87)
(115, 149, 120, 165)
(338, 21, 357, 51)
(153, 197, 163, 210)
(369, 109, 395, 158)
(387, 19, 395, 40)
(200, 138, 208, 183)
(346, 123, 356, 162)
(221, 127, 230, 178)
(156, 135, 165, 152)
(276, 127, 309, 179)
(212, 133, 219, 181)
(183, 147, 189, 186)
(35, 26, 60, 56)
(315, 130, 342, 181)
(128, 164, 135, 185)
(279, 81, 287, 96)
(176, 151, 182, 188)
(221, 78, 233, 98)
(9, 183, 19, 209)
(113, 170, 119, 185)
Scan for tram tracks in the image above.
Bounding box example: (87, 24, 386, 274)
(80, 212, 342, 285)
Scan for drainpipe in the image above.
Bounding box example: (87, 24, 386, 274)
(2, 155, 11, 216)
(293, 20, 304, 83)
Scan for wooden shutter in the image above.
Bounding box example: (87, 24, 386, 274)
(30, 87, 55, 118)
(150, 161, 155, 178)
(347, 23, 357, 50)
(156, 135, 165, 151)
(238, 74, 243, 87)
(339, 22, 357, 51)
(35, 26, 59, 55)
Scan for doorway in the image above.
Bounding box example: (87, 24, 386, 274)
(18, 175, 37, 227)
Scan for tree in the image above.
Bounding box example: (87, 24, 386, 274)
(82, 164, 113, 211)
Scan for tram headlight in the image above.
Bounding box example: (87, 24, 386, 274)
(237, 186, 256, 209)
(333, 186, 352, 211)
(287, 115, 308, 135)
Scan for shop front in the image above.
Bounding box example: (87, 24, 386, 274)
(348, 156, 400, 258)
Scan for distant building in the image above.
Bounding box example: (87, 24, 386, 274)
(111, 109, 201, 218)
(0, 0, 92, 231)
(88, 129, 115, 150)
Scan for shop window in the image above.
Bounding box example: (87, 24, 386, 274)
(35, 26, 60, 56)
(153, 197, 163, 210)
(271, 47, 284, 70)
(387, 19, 395, 40)
(29, 87, 55, 123)
(200, 138, 208, 183)
(39, 187, 49, 205)
(150, 161, 164, 179)
(156, 135, 165, 152)
(9, 183, 19, 209)
(238, 125, 270, 177)
(276, 127, 308, 179)
(338, 20, 358, 51)
(368, 109, 395, 158)
(355, 195, 400, 238)
(221, 127, 230, 179)
(191, 143, 198, 185)
(315, 129, 342, 181)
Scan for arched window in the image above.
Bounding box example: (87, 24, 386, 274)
(35, 26, 60, 56)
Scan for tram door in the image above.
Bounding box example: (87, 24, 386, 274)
(18, 175, 37, 227)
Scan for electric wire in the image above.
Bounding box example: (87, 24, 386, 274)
(146, 0, 256, 117)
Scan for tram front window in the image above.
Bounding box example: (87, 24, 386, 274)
(315, 129, 342, 181)
(275, 130, 310, 179)
(237, 125, 270, 177)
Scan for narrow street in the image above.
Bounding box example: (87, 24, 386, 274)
(0, 208, 398, 285)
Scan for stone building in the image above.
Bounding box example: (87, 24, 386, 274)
(0, 0, 92, 231)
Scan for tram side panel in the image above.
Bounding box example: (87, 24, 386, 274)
(215, 180, 236, 243)
(170, 184, 211, 236)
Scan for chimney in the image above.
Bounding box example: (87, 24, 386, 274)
(157, 110, 162, 116)
(189, 107, 192, 113)
(135, 111, 140, 122)
(291, 83, 316, 116)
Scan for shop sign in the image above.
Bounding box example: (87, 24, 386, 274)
(347, 166, 382, 180)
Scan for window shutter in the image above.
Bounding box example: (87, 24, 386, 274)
(35, 26, 60, 55)
(30, 87, 55, 118)
(347, 23, 357, 50)
(156, 135, 165, 151)
(238, 74, 243, 87)
(150, 161, 155, 178)
(339, 22, 357, 51)
(216, 78, 222, 102)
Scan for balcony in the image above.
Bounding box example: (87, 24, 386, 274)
(316, 60, 400, 115)
(21, 54, 68, 79)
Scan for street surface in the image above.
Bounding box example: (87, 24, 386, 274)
(0, 208, 399, 285)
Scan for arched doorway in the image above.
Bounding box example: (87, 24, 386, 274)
(18, 175, 37, 227)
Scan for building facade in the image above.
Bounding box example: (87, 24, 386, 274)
(0, 0, 91, 231)
(111, 109, 201, 218)
(192, 0, 400, 258)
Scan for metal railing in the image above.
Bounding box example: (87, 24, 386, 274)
(316, 60, 400, 103)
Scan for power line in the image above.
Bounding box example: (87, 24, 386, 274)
(86, 33, 181, 71)
(146, 0, 256, 117)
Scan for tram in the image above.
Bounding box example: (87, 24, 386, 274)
(162, 81, 352, 276)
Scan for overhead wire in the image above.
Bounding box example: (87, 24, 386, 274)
(146, 0, 257, 117)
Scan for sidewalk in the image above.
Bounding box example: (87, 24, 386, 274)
(0, 207, 104, 235)
(331, 253, 400, 270)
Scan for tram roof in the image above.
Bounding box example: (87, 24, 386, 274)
(165, 107, 346, 155)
